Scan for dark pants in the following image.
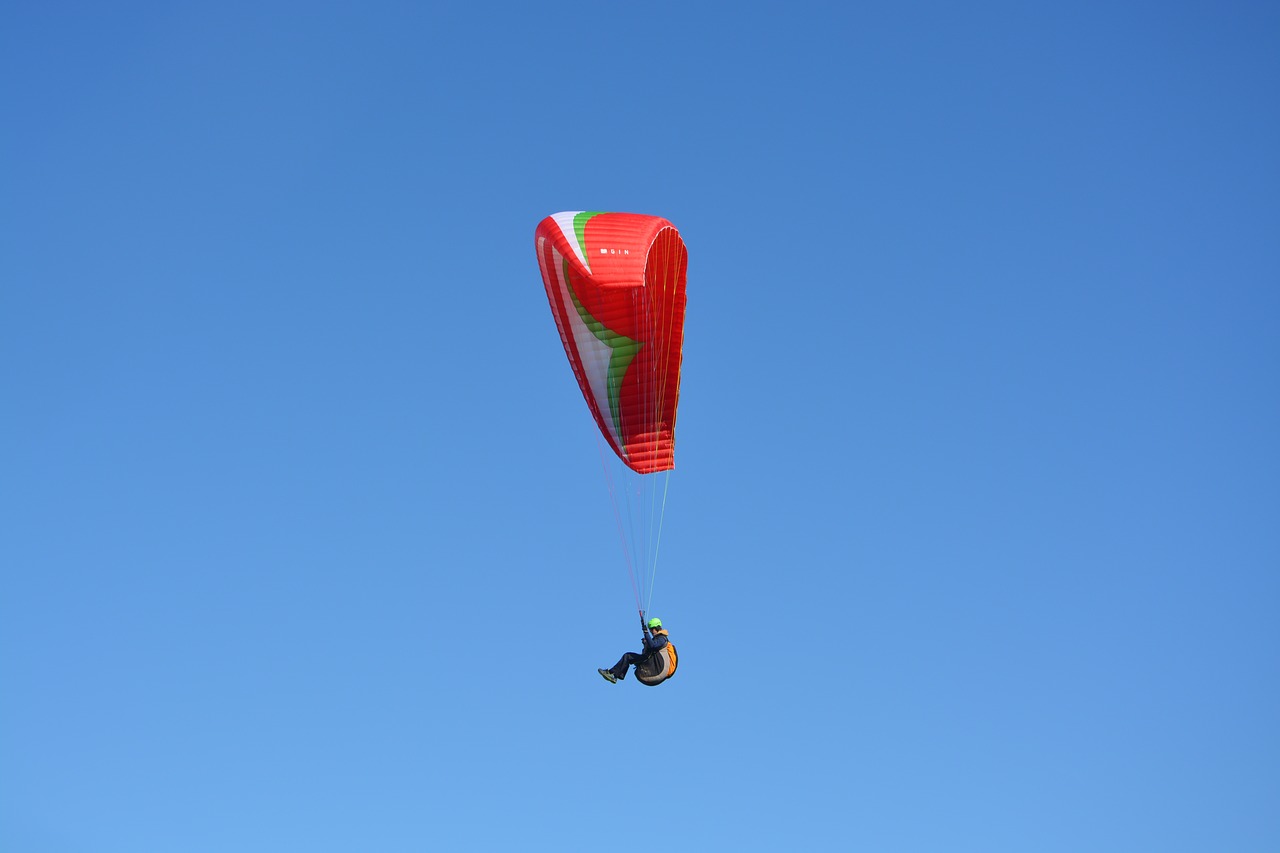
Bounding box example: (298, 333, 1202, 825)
(609, 651, 650, 681)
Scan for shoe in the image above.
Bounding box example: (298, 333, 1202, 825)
(598, 668, 618, 683)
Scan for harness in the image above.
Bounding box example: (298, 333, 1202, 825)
(635, 631, 678, 686)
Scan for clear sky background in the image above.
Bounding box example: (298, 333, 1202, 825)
(3, 2, 1278, 851)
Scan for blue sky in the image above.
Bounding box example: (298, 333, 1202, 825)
(3, 2, 1278, 850)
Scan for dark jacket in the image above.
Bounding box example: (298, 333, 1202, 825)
(643, 627, 670, 654)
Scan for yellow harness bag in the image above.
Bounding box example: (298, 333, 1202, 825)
(635, 638, 678, 687)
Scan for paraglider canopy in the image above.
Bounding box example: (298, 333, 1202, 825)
(534, 211, 688, 474)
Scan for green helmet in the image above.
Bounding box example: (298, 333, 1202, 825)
(647, 617, 663, 629)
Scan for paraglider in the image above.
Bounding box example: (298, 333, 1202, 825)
(534, 211, 688, 684)
(599, 617, 678, 686)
